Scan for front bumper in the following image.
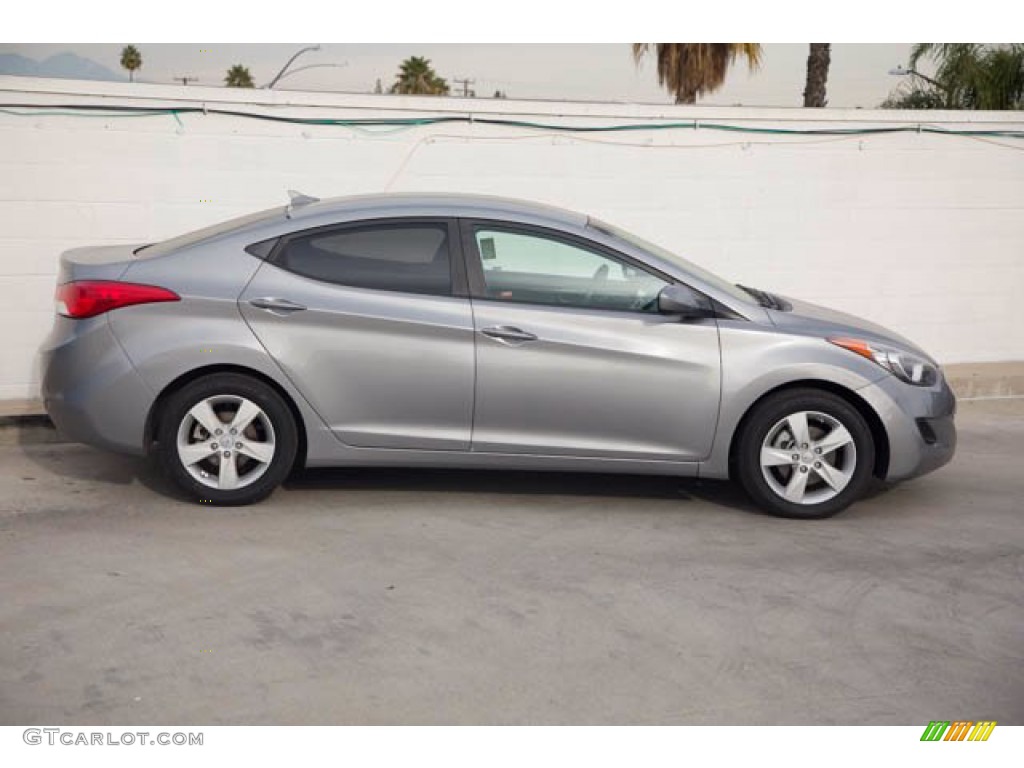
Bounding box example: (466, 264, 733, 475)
(858, 371, 957, 482)
(39, 315, 153, 456)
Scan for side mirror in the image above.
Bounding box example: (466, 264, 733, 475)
(658, 284, 713, 319)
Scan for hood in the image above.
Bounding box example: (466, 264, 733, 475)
(765, 295, 934, 362)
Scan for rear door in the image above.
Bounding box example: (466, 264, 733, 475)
(461, 220, 721, 461)
(240, 218, 475, 450)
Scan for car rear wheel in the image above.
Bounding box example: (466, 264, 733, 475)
(157, 373, 298, 505)
(735, 388, 875, 519)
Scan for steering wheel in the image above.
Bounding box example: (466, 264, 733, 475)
(584, 264, 609, 304)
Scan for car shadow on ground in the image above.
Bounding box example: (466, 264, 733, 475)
(18, 437, 774, 516)
(284, 466, 767, 515)
(283, 466, 899, 517)
(17, 434, 192, 501)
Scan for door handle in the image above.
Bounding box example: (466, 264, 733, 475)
(248, 297, 307, 315)
(481, 325, 538, 344)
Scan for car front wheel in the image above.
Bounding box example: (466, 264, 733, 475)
(735, 388, 876, 519)
(157, 373, 298, 505)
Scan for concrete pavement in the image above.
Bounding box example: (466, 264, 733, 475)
(1, 400, 1022, 724)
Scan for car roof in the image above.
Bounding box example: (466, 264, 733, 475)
(148, 193, 590, 260)
(286, 192, 590, 229)
(158, 191, 763, 322)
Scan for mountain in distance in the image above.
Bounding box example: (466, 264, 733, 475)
(0, 51, 121, 81)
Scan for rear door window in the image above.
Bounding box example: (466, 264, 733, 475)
(273, 222, 453, 296)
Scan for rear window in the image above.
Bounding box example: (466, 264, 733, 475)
(136, 206, 285, 258)
(274, 222, 452, 296)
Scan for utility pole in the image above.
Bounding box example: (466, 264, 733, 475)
(452, 77, 475, 98)
(173, 76, 199, 86)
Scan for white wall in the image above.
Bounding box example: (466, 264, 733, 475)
(2, 76, 1023, 400)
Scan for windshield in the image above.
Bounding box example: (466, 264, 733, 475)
(136, 206, 285, 258)
(588, 219, 755, 305)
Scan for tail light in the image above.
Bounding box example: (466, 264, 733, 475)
(56, 280, 180, 319)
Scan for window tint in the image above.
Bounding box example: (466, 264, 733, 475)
(474, 228, 668, 313)
(276, 223, 452, 295)
(245, 238, 278, 259)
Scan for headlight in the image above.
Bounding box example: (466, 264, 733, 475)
(828, 337, 938, 386)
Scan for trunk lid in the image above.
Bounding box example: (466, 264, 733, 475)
(57, 244, 144, 283)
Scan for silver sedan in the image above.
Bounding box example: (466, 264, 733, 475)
(40, 193, 955, 517)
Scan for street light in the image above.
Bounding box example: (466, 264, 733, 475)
(888, 65, 948, 92)
(264, 45, 322, 89)
(272, 62, 349, 87)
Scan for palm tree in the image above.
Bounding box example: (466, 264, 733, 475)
(120, 45, 142, 83)
(224, 65, 255, 88)
(632, 44, 762, 104)
(884, 44, 1024, 110)
(911, 44, 983, 108)
(803, 44, 831, 107)
(880, 88, 946, 110)
(390, 56, 450, 96)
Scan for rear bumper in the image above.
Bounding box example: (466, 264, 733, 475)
(858, 372, 957, 482)
(39, 316, 153, 455)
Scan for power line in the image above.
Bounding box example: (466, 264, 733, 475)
(2, 103, 1023, 141)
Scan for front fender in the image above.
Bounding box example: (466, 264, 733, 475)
(699, 320, 888, 479)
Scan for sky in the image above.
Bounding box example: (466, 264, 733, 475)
(0, 44, 924, 108)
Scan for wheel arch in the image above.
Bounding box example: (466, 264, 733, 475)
(727, 379, 890, 481)
(144, 364, 308, 472)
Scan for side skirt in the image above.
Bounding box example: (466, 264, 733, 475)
(305, 445, 700, 478)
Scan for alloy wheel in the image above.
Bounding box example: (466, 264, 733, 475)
(759, 410, 857, 505)
(175, 395, 277, 491)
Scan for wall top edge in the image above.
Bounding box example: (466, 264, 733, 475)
(3, 75, 1024, 127)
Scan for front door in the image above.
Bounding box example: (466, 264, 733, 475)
(462, 221, 721, 460)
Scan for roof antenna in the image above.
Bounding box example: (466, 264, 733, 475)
(285, 189, 320, 219)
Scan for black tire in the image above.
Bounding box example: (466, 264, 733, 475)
(157, 373, 298, 506)
(734, 388, 876, 519)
